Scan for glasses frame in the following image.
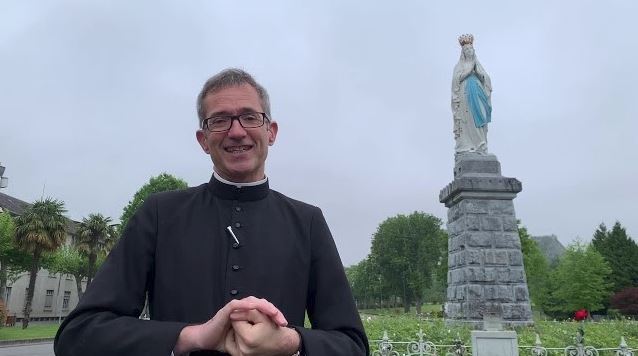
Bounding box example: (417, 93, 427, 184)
(202, 112, 269, 133)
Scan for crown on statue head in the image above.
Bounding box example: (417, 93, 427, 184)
(458, 34, 474, 46)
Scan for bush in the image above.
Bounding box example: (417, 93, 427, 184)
(607, 309, 623, 320)
(610, 287, 638, 316)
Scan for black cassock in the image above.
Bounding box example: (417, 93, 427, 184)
(54, 177, 368, 356)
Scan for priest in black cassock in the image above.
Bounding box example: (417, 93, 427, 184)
(54, 69, 369, 356)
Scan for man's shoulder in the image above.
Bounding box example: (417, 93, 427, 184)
(268, 189, 320, 213)
(150, 184, 207, 203)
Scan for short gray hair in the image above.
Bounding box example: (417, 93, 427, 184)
(196, 68, 271, 127)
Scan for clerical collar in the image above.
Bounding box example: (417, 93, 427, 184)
(213, 172, 268, 188)
(208, 172, 270, 201)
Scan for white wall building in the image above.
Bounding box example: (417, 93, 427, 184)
(1, 192, 85, 321)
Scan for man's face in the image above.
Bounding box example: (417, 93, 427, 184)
(196, 84, 278, 183)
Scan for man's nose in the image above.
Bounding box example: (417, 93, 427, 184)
(227, 118, 247, 138)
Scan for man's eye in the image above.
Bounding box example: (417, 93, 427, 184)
(211, 117, 230, 125)
(242, 114, 259, 120)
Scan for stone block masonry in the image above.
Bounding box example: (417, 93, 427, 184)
(440, 153, 533, 327)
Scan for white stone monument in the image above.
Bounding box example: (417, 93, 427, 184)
(440, 34, 533, 328)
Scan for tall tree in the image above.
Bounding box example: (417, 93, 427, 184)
(591, 222, 638, 293)
(119, 173, 187, 232)
(0, 211, 25, 326)
(518, 223, 550, 307)
(14, 198, 67, 328)
(45, 245, 89, 301)
(346, 256, 389, 309)
(542, 241, 612, 315)
(370, 211, 447, 313)
(75, 213, 115, 286)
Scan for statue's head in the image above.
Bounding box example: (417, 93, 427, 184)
(462, 45, 475, 59)
(458, 34, 475, 60)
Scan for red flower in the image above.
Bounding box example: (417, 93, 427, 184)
(574, 309, 588, 321)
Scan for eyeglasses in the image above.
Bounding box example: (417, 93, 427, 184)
(202, 112, 269, 132)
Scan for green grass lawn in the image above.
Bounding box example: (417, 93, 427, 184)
(0, 324, 59, 341)
(362, 312, 638, 349)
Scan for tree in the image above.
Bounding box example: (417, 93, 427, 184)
(541, 241, 612, 316)
(610, 287, 638, 316)
(369, 211, 447, 313)
(14, 198, 67, 328)
(518, 223, 550, 307)
(119, 173, 188, 232)
(75, 213, 116, 286)
(45, 245, 89, 301)
(591, 222, 638, 293)
(346, 256, 390, 309)
(0, 212, 31, 326)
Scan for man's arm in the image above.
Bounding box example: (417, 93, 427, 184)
(295, 208, 369, 356)
(54, 195, 190, 356)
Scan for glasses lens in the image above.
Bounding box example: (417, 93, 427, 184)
(207, 117, 231, 132)
(239, 113, 264, 128)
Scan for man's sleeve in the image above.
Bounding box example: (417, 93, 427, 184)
(295, 208, 369, 355)
(54, 195, 188, 356)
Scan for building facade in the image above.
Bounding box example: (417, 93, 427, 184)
(1, 192, 84, 321)
(4, 269, 83, 321)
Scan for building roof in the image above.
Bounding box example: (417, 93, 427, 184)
(0, 191, 79, 234)
(0, 191, 30, 216)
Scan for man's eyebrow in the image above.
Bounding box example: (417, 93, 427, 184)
(208, 107, 260, 117)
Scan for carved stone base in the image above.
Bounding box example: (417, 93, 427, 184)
(440, 153, 533, 327)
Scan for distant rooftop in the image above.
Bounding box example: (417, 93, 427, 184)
(0, 191, 79, 233)
(0, 191, 30, 216)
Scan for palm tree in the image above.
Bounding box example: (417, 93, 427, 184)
(15, 198, 67, 329)
(75, 213, 115, 286)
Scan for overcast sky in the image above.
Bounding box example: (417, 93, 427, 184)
(1, 1, 636, 266)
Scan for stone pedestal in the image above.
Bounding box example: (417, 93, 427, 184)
(440, 153, 533, 327)
(471, 331, 519, 356)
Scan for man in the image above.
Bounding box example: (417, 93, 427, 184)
(54, 69, 368, 356)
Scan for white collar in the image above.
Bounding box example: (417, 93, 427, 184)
(213, 171, 268, 188)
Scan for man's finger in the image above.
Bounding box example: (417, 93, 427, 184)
(223, 328, 239, 356)
(228, 296, 288, 326)
(229, 310, 250, 321)
(231, 320, 255, 345)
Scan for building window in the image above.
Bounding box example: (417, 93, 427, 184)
(5, 287, 11, 306)
(62, 291, 71, 310)
(44, 289, 54, 309)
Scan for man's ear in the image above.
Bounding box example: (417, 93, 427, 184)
(195, 130, 209, 153)
(267, 121, 278, 146)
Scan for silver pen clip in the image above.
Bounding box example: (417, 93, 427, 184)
(226, 226, 240, 245)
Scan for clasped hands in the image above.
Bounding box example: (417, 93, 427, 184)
(174, 296, 300, 356)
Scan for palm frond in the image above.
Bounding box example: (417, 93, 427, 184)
(14, 198, 68, 255)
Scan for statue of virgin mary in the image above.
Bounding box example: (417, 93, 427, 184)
(451, 34, 492, 154)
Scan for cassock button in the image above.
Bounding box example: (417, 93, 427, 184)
(232, 242, 239, 249)
(235, 206, 241, 212)
(230, 289, 238, 296)
(232, 265, 240, 271)
(234, 222, 241, 228)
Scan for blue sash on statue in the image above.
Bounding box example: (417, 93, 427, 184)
(465, 74, 492, 128)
